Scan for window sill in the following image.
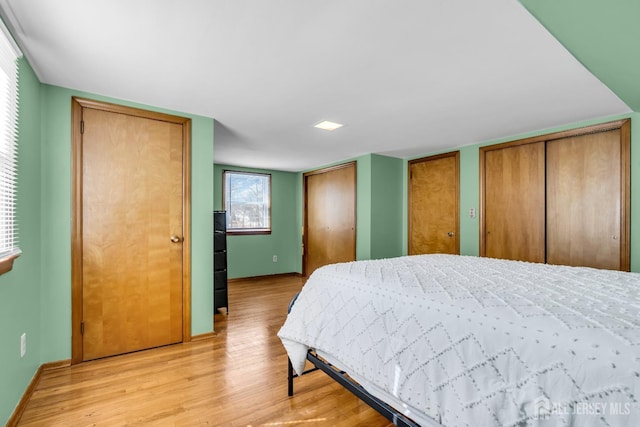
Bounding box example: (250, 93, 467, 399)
(0, 252, 20, 276)
(227, 230, 272, 236)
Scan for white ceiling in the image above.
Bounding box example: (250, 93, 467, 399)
(0, 0, 630, 172)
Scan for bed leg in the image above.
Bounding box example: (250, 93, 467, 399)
(287, 358, 294, 396)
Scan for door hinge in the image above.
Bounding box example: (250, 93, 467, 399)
(80, 321, 84, 335)
(80, 120, 84, 134)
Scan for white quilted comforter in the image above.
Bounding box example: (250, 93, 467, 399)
(278, 255, 640, 426)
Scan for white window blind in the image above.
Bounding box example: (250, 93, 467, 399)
(0, 23, 21, 261)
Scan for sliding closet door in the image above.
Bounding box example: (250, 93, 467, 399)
(304, 162, 356, 276)
(480, 119, 629, 270)
(482, 142, 545, 263)
(546, 129, 627, 270)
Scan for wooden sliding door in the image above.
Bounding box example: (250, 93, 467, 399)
(546, 129, 628, 270)
(482, 142, 546, 263)
(304, 162, 356, 276)
(480, 119, 630, 271)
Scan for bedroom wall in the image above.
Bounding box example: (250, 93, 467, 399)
(213, 164, 300, 278)
(0, 57, 43, 426)
(401, 113, 640, 272)
(355, 155, 372, 260)
(39, 85, 215, 363)
(519, 0, 640, 112)
(369, 154, 403, 259)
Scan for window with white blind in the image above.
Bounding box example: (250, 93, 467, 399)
(0, 24, 21, 275)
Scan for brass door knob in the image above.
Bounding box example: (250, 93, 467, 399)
(170, 235, 183, 243)
(447, 231, 455, 237)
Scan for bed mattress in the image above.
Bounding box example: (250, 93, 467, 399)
(278, 254, 640, 426)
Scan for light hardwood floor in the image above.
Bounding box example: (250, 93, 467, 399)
(17, 275, 392, 426)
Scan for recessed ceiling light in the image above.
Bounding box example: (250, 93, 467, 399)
(314, 120, 343, 131)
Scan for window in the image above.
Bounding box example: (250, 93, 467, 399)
(223, 171, 271, 234)
(0, 24, 21, 275)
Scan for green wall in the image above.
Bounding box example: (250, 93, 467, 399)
(0, 60, 215, 424)
(0, 57, 43, 426)
(520, 0, 640, 111)
(369, 155, 403, 259)
(355, 155, 371, 260)
(214, 164, 300, 278)
(39, 85, 215, 364)
(402, 113, 640, 271)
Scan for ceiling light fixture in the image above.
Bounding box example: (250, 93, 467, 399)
(314, 120, 343, 131)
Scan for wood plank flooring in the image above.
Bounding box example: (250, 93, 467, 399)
(17, 275, 392, 426)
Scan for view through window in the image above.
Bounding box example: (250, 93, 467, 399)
(223, 171, 271, 234)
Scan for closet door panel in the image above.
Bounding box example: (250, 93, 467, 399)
(304, 162, 356, 276)
(483, 142, 545, 263)
(546, 130, 622, 270)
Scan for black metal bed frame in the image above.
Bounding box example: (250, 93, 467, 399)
(286, 293, 421, 427)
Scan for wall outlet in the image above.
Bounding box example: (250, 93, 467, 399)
(469, 207, 476, 219)
(272, 255, 278, 262)
(20, 333, 26, 358)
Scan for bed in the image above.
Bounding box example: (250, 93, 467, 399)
(277, 254, 640, 426)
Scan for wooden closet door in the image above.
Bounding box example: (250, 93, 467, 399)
(408, 152, 459, 255)
(546, 130, 624, 270)
(482, 142, 545, 263)
(304, 162, 356, 276)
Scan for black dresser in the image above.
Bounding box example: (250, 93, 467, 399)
(213, 211, 228, 313)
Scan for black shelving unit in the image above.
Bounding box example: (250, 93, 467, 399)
(214, 211, 228, 314)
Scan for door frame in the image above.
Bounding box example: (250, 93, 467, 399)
(407, 151, 460, 255)
(71, 97, 192, 364)
(302, 161, 357, 276)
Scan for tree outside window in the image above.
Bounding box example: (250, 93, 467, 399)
(223, 171, 271, 234)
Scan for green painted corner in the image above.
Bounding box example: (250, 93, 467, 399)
(519, 0, 640, 110)
(356, 154, 372, 260)
(188, 115, 215, 336)
(459, 146, 480, 256)
(370, 154, 403, 260)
